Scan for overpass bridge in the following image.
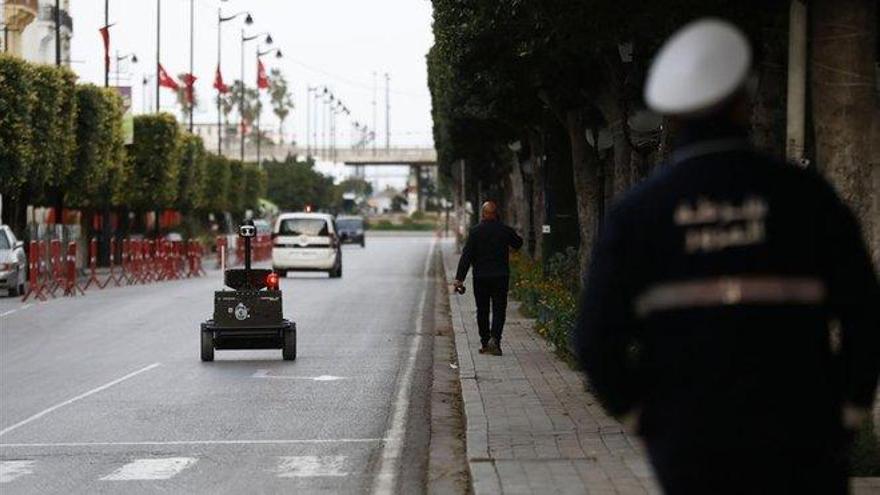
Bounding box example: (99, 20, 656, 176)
(218, 143, 437, 166)
(216, 143, 438, 211)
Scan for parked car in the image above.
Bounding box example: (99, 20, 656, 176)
(272, 212, 342, 278)
(0, 225, 27, 297)
(336, 215, 366, 247)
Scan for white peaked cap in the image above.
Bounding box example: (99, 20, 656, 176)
(644, 18, 752, 116)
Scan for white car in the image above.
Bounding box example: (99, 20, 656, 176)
(272, 213, 342, 278)
(0, 225, 27, 297)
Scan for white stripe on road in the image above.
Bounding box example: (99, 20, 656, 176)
(0, 363, 161, 437)
(274, 456, 347, 478)
(372, 237, 436, 494)
(0, 460, 35, 483)
(0, 304, 33, 318)
(101, 457, 197, 481)
(252, 370, 347, 381)
(0, 438, 384, 448)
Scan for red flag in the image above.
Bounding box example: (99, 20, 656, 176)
(158, 64, 179, 90)
(181, 73, 197, 103)
(257, 60, 270, 90)
(99, 26, 111, 77)
(213, 65, 229, 93)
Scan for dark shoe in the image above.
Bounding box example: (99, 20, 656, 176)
(487, 338, 503, 356)
(478, 344, 490, 354)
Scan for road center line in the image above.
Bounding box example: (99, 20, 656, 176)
(0, 363, 161, 438)
(0, 438, 384, 448)
(372, 237, 436, 495)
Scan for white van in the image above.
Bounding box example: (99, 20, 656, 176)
(272, 212, 342, 278)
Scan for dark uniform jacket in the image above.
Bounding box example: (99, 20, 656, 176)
(574, 128, 880, 452)
(456, 219, 523, 280)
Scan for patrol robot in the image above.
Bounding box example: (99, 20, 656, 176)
(201, 221, 296, 361)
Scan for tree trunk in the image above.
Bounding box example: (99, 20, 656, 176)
(811, 0, 876, 250)
(750, 10, 789, 158)
(566, 108, 600, 277)
(528, 130, 546, 262)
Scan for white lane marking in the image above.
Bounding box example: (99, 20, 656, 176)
(252, 370, 347, 381)
(101, 457, 196, 481)
(372, 237, 436, 494)
(0, 460, 35, 483)
(0, 304, 32, 318)
(274, 456, 347, 478)
(0, 363, 161, 437)
(0, 438, 383, 448)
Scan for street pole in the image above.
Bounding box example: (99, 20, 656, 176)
(240, 29, 245, 162)
(155, 0, 160, 113)
(217, 8, 222, 154)
(306, 86, 312, 157)
(256, 46, 261, 167)
(54, 0, 61, 66)
(188, 0, 194, 133)
(384, 72, 390, 150)
(104, 0, 109, 86)
(372, 71, 377, 154)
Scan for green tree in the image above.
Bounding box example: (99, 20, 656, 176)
(203, 154, 231, 213)
(264, 157, 334, 211)
(0, 55, 36, 228)
(242, 163, 267, 212)
(67, 85, 125, 209)
(126, 113, 181, 213)
(28, 65, 77, 204)
(268, 68, 294, 143)
(227, 159, 246, 216)
(177, 133, 208, 213)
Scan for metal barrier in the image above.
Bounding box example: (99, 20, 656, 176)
(19, 236, 207, 302)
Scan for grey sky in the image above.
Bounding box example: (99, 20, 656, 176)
(69, 0, 436, 149)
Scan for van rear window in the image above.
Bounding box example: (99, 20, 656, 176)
(278, 219, 329, 236)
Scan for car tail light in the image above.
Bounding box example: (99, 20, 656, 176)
(266, 272, 280, 290)
(0, 263, 11, 271)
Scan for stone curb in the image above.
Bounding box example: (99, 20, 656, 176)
(441, 244, 503, 494)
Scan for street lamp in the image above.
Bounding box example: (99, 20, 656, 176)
(217, 8, 253, 154)
(240, 31, 272, 161)
(114, 52, 137, 86)
(255, 47, 283, 167)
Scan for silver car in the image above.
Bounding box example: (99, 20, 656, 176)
(0, 225, 27, 297)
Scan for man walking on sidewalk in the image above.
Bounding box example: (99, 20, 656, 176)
(454, 201, 523, 356)
(574, 18, 880, 494)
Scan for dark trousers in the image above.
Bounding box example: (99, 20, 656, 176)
(473, 276, 509, 346)
(645, 441, 848, 495)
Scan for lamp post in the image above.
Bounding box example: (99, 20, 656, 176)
(256, 47, 282, 168)
(217, 7, 252, 154)
(240, 31, 272, 162)
(115, 52, 138, 87)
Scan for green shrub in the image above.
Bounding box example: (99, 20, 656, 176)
(510, 250, 580, 356)
(126, 113, 180, 211)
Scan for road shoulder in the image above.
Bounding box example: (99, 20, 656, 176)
(428, 238, 471, 494)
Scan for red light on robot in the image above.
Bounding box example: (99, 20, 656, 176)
(266, 272, 280, 290)
(305, 204, 312, 213)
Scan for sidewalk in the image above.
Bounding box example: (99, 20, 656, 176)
(442, 243, 660, 494)
(442, 242, 880, 494)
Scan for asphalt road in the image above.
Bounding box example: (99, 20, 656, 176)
(0, 234, 438, 494)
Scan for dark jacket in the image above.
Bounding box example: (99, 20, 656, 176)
(574, 129, 880, 451)
(456, 219, 523, 280)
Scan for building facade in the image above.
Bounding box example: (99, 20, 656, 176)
(1, 0, 72, 66)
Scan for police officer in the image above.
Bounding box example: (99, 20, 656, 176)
(455, 201, 523, 355)
(574, 18, 880, 494)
